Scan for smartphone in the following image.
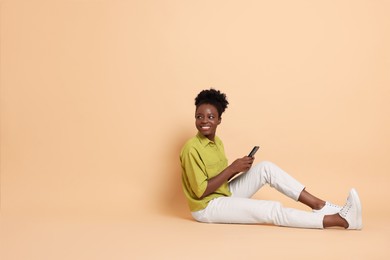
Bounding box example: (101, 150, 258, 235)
(248, 146, 260, 157)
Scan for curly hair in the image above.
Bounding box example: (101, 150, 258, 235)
(195, 88, 229, 117)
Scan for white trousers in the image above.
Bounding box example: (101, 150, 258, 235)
(192, 161, 324, 229)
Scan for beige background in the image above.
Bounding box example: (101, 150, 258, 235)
(1, 0, 389, 259)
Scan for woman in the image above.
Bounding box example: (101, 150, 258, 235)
(180, 88, 362, 229)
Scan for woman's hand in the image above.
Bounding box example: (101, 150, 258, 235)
(200, 156, 255, 199)
(228, 156, 255, 177)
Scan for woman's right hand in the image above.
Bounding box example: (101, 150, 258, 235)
(228, 156, 255, 177)
(200, 156, 255, 199)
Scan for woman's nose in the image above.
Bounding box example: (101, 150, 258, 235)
(201, 117, 208, 123)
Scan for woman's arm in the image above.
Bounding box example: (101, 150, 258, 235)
(200, 156, 254, 199)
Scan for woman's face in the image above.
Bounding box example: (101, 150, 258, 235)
(195, 103, 221, 141)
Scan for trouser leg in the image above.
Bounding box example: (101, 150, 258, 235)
(193, 196, 323, 228)
(229, 161, 304, 200)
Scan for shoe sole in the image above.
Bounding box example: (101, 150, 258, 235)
(349, 188, 362, 230)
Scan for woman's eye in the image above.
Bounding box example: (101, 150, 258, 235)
(209, 116, 215, 119)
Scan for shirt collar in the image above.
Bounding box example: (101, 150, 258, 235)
(196, 132, 218, 147)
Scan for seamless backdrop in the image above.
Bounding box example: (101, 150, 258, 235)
(1, 1, 390, 259)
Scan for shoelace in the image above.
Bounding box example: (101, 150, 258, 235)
(327, 202, 342, 209)
(339, 198, 352, 218)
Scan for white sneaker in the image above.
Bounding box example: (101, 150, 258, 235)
(338, 188, 362, 230)
(313, 201, 342, 215)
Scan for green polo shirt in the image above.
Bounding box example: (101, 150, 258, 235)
(180, 132, 231, 212)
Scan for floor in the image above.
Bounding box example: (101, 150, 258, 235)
(1, 208, 389, 260)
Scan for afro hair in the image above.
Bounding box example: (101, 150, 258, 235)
(195, 88, 229, 117)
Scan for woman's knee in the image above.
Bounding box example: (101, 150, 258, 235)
(255, 160, 274, 170)
(253, 161, 278, 176)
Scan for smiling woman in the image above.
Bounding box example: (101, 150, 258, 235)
(179, 89, 362, 230)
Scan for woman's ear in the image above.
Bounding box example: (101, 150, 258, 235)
(218, 117, 222, 124)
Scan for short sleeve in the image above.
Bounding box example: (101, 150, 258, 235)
(181, 147, 208, 198)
